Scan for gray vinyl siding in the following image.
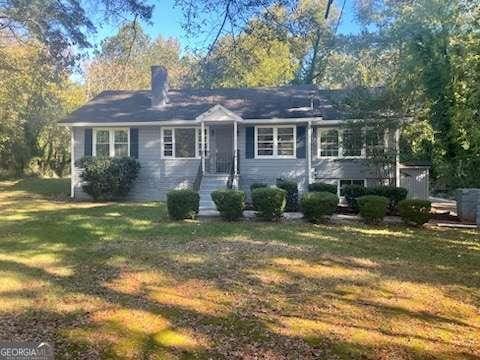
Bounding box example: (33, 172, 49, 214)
(72, 126, 199, 201)
(71, 122, 398, 202)
(238, 125, 307, 197)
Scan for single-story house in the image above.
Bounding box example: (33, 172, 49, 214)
(60, 66, 429, 208)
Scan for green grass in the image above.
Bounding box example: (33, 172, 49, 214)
(0, 178, 479, 359)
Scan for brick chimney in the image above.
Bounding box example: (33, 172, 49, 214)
(151, 66, 168, 108)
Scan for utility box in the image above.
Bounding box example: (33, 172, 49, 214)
(456, 189, 480, 224)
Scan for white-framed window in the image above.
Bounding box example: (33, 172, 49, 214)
(162, 127, 209, 159)
(255, 126, 296, 158)
(318, 127, 386, 159)
(162, 128, 174, 157)
(365, 128, 385, 156)
(318, 129, 339, 157)
(93, 128, 130, 157)
(338, 179, 366, 196)
(342, 128, 363, 157)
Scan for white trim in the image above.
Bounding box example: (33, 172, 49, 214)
(59, 117, 412, 127)
(395, 128, 401, 187)
(92, 128, 130, 157)
(201, 122, 205, 173)
(70, 128, 74, 198)
(196, 104, 243, 122)
(161, 126, 209, 159)
(254, 125, 296, 159)
(242, 117, 321, 124)
(317, 127, 390, 160)
(306, 121, 312, 184)
(317, 128, 340, 158)
(233, 120, 238, 176)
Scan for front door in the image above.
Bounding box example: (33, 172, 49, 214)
(209, 125, 233, 173)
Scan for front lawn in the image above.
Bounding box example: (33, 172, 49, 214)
(0, 178, 479, 359)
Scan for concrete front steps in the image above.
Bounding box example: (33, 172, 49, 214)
(199, 174, 229, 209)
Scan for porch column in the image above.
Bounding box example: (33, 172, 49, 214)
(306, 121, 312, 185)
(233, 120, 238, 177)
(201, 121, 205, 174)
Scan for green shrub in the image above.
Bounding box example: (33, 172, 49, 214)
(308, 182, 337, 194)
(77, 156, 140, 201)
(367, 185, 408, 212)
(250, 183, 268, 192)
(357, 195, 388, 224)
(211, 189, 245, 221)
(343, 184, 367, 211)
(301, 192, 339, 223)
(398, 199, 431, 226)
(252, 187, 286, 220)
(166, 189, 199, 220)
(276, 178, 298, 211)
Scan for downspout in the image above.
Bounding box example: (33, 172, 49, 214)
(201, 121, 205, 175)
(395, 128, 401, 187)
(233, 120, 238, 188)
(307, 121, 312, 187)
(70, 127, 75, 199)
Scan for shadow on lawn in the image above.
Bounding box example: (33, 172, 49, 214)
(0, 185, 479, 359)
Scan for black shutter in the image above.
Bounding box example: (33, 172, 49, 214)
(296, 125, 306, 159)
(245, 126, 255, 159)
(130, 128, 139, 159)
(84, 128, 92, 156)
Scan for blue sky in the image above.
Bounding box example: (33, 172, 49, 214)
(88, 0, 360, 52)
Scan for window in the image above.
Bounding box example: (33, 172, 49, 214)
(342, 128, 363, 157)
(365, 128, 384, 156)
(277, 127, 295, 156)
(318, 129, 339, 157)
(257, 127, 274, 156)
(175, 128, 196, 158)
(339, 179, 365, 196)
(95, 130, 110, 157)
(162, 127, 209, 158)
(163, 129, 173, 157)
(93, 129, 129, 157)
(114, 130, 129, 157)
(255, 126, 295, 158)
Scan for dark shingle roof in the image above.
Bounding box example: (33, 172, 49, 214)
(62, 85, 349, 124)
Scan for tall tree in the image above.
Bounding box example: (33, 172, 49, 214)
(196, 18, 298, 88)
(352, 0, 480, 189)
(85, 22, 192, 98)
(0, 38, 86, 176)
(0, 0, 154, 69)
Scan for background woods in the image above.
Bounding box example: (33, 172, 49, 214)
(0, 0, 479, 192)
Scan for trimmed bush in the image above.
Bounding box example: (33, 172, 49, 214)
(308, 182, 337, 194)
(357, 195, 388, 224)
(343, 184, 367, 211)
(167, 189, 199, 220)
(276, 178, 298, 212)
(252, 187, 286, 220)
(211, 189, 245, 221)
(301, 191, 339, 223)
(77, 156, 140, 201)
(399, 199, 431, 226)
(367, 185, 408, 212)
(250, 183, 268, 192)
